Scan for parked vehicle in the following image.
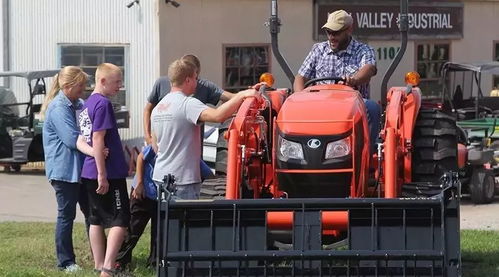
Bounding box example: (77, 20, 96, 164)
(0, 70, 59, 171)
(0, 70, 130, 172)
(437, 62, 499, 203)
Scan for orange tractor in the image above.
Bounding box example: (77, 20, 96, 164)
(157, 1, 462, 276)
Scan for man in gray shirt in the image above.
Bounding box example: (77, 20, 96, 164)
(144, 54, 234, 144)
(151, 58, 259, 199)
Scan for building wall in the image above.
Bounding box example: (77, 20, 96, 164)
(158, 0, 314, 91)
(452, 0, 499, 94)
(8, 0, 160, 144)
(158, 0, 499, 102)
(5, 0, 499, 146)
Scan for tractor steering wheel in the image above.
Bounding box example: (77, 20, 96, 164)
(304, 77, 347, 88)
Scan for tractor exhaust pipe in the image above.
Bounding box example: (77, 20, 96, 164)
(268, 0, 295, 87)
(380, 0, 409, 106)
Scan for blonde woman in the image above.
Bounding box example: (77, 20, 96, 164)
(41, 66, 98, 272)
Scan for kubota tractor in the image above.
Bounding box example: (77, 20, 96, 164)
(156, 1, 462, 276)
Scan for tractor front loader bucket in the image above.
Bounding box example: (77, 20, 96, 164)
(157, 173, 460, 277)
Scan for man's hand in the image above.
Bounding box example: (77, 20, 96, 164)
(102, 147, 110, 159)
(145, 135, 153, 145)
(96, 173, 109, 195)
(344, 76, 358, 87)
(239, 88, 260, 100)
(132, 184, 145, 200)
(249, 82, 268, 91)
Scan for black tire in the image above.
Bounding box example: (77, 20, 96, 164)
(469, 167, 495, 204)
(200, 176, 227, 199)
(412, 109, 458, 184)
(215, 129, 228, 175)
(11, 164, 21, 172)
(215, 116, 234, 175)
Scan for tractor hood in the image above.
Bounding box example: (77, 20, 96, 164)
(276, 86, 365, 136)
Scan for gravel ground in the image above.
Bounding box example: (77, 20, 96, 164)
(1, 169, 498, 230)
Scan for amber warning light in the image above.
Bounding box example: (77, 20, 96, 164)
(405, 71, 420, 87)
(259, 73, 275, 87)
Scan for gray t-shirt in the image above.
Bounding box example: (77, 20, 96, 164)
(151, 91, 208, 185)
(147, 76, 223, 106)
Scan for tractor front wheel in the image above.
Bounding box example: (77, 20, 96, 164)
(412, 109, 458, 184)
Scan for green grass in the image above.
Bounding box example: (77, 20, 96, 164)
(0, 222, 498, 276)
(0, 222, 154, 277)
(462, 230, 499, 277)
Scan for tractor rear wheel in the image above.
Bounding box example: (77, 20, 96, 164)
(215, 129, 228, 175)
(412, 109, 458, 184)
(215, 116, 234, 175)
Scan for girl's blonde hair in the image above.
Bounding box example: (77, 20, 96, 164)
(40, 66, 88, 120)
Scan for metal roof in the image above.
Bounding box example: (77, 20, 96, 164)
(442, 62, 499, 74)
(0, 70, 60, 81)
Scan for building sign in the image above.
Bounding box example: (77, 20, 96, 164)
(315, 1, 463, 41)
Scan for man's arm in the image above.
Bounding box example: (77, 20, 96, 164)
(76, 135, 109, 158)
(293, 74, 310, 92)
(199, 89, 258, 123)
(151, 132, 158, 154)
(76, 135, 93, 156)
(346, 64, 377, 87)
(220, 91, 235, 102)
(93, 130, 109, 195)
(143, 102, 155, 145)
(132, 152, 145, 200)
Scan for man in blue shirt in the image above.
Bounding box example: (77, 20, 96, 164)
(115, 145, 157, 270)
(143, 54, 235, 145)
(115, 145, 214, 270)
(294, 10, 381, 152)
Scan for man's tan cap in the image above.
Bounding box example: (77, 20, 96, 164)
(322, 10, 353, 31)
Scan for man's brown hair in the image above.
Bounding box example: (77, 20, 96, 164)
(168, 59, 197, 86)
(181, 54, 201, 74)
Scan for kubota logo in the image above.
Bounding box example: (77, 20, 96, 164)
(307, 139, 321, 149)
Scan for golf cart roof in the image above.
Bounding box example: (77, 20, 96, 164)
(0, 70, 59, 81)
(442, 62, 499, 74)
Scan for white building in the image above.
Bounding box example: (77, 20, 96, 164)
(5, 0, 160, 147)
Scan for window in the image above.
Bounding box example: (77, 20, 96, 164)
(494, 42, 499, 89)
(60, 45, 127, 108)
(224, 45, 271, 92)
(416, 43, 450, 97)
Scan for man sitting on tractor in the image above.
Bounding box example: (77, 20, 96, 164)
(293, 9, 381, 152)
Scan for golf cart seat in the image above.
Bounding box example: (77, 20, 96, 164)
(478, 97, 499, 112)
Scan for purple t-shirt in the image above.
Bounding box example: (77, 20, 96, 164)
(79, 93, 128, 179)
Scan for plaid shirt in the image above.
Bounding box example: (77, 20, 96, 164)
(298, 38, 376, 98)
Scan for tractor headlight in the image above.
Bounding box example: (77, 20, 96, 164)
(278, 136, 304, 161)
(325, 137, 351, 159)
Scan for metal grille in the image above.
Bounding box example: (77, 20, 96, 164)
(158, 174, 460, 277)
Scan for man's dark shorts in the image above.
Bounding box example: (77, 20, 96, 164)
(82, 178, 130, 228)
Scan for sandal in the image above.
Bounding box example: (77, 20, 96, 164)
(100, 267, 117, 277)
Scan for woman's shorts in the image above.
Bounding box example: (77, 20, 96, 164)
(82, 178, 130, 228)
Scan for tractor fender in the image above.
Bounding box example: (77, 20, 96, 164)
(468, 148, 494, 165)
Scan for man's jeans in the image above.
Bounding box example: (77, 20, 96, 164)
(364, 99, 381, 154)
(52, 180, 87, 269)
